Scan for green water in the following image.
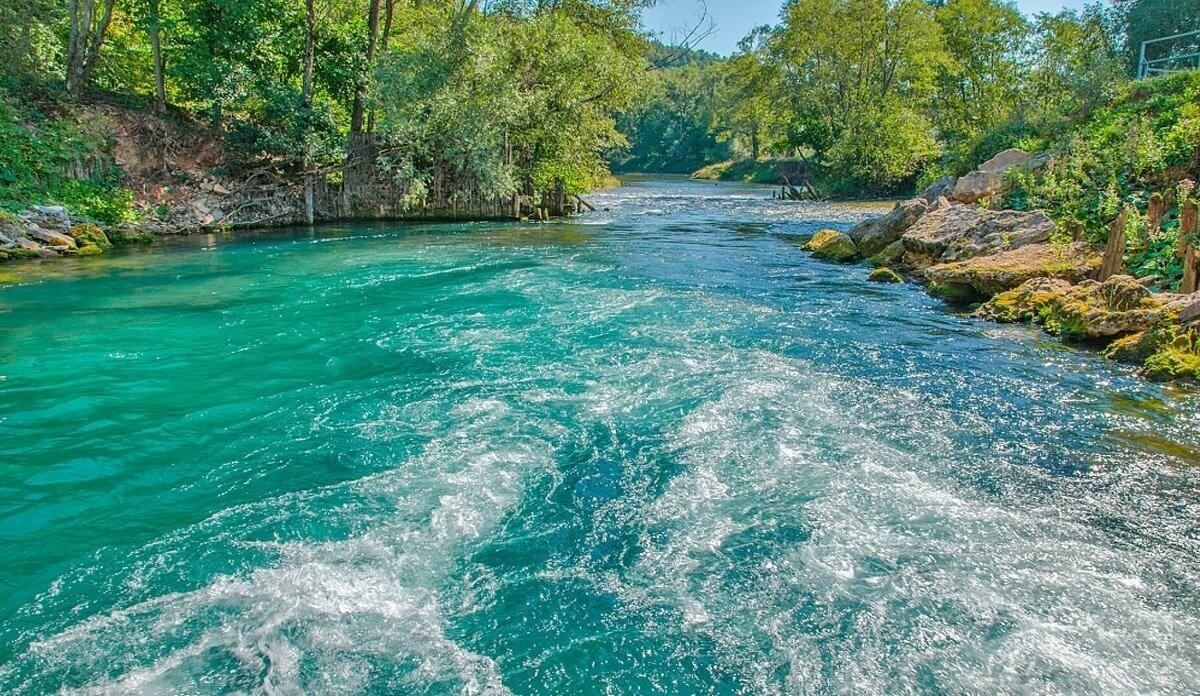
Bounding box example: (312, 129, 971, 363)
(1, 178, 1199, 693)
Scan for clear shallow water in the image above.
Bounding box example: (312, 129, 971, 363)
(1, 177, 1199, 694)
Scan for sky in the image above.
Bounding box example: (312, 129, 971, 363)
(641, 0, 1094, 56)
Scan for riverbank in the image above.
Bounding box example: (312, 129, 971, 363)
(801, 148, 1200, 382)
(0, 92, 602, 272)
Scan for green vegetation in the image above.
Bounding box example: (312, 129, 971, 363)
(0, 91, 136, 223)
(615, 0, 1190, 203)
(0, 0, 651, 224)
(1005, 73, 1200, 288)
(0, 0, 1195, 234)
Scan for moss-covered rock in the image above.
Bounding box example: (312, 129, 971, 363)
(1103, 330, 1164, 364)
(108, 225, 156, 245)
(69, 223, 112, 250)
(923, 242, 1100, 298)
(75, 244, 105, 256)
(977, 277, 1073, 323)
(866, 240, 905, 268)
(7, 247, 41, 260)
(804, 229, 859, 262)
(867, 267, 903, 283)
(1141, 328, 1200, 382)
(928, 281, 983, 305)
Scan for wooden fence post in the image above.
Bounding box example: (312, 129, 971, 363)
(1099, 208, 1128, 281)
(1181, 201, 1200, 293)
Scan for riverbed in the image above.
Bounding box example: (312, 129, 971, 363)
(2, 177, 1199, 693)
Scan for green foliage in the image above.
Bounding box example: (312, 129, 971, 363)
(0, 90, 136, 223)
(376, 3, 645, 202)
(774, 0, 946, 194)
(613, 62, 730, 173)
(1005, 72, 1200, 238)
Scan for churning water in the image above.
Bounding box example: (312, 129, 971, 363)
(1, 177, 1199, 694)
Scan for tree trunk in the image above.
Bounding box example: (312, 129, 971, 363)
(149, 0, 166, 113)
(367, 0, 396, 133)
(750, 129, 760, 161)
(351, 0, 382, 134)
(304, 175, 315, 226)
(302, 0, 316, 225)
(66, 0, 116, 95)
(302, 0, 316, 107)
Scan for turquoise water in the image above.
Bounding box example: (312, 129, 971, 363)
(2, 177, 1199, 693)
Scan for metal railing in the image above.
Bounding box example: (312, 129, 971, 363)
(1138, 29, 1200, 79)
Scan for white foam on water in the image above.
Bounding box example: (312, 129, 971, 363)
(586, 348, 1200, 695)
(10, 396, 550, 694)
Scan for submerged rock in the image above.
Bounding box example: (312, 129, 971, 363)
(867, 267, 904, 283)
(848, 199, 928, 258)
(924, 242, 1099, 299)
(902, 206, 1056, 264)
(805, 229, 859, 262)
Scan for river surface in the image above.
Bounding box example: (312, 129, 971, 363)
(1, 177, 1199, 694)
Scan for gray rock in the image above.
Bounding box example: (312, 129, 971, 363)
(27, 205, 72, 232)
(901, 205, 1055, 263)
(917, 177, 956, 203)
(951, 149, 1038, 204)
(848, 198, 929, 258)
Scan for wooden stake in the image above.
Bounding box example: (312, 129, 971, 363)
(1099, 208, 1128, 281)
(1181, 201, 1200, 293)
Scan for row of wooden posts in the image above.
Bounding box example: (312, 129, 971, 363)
(1098, 192, 1200, 292)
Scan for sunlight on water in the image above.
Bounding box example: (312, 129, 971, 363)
(1, 178, 1199, 693)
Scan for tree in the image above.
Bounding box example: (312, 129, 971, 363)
(716, 28, 784, 161)
(932, 0, 1028, 149)
(773, 0, 948, 192)
(66, 0, 118, 94)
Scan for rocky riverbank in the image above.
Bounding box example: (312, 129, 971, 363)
(0, 206, 155, 263)
(802, 149, 1200, 382)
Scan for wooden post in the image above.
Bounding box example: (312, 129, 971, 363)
(1098, 208, 1128, 281)
(1181, 201, 1200, 293)
(1147, 193, 1167, 237)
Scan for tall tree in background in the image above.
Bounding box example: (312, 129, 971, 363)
(66, 0, 118, 94)
(932, 0, 1027, 154)
(716, 28, 783, 161)
(774, 0, 947, 191)
(1120, 0, 1200, 74)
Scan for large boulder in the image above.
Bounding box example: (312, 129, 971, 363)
(951, 149, 1040, 204)
(924, 242, 1100, 299)
(848, 199, 929, 258)
(25, 225, 77, 249)
(902, 205, 1056, 264)
(804, 229, 859, 262)
(978, 274, 1167, 338)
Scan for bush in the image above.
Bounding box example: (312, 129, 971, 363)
(0, 88, 137, 224)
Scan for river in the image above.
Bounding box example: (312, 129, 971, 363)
(1, 177, 1199, 694)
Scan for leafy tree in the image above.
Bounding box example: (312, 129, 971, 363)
(932, 0, 1027, 155)
(773, 0, 948, 192)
